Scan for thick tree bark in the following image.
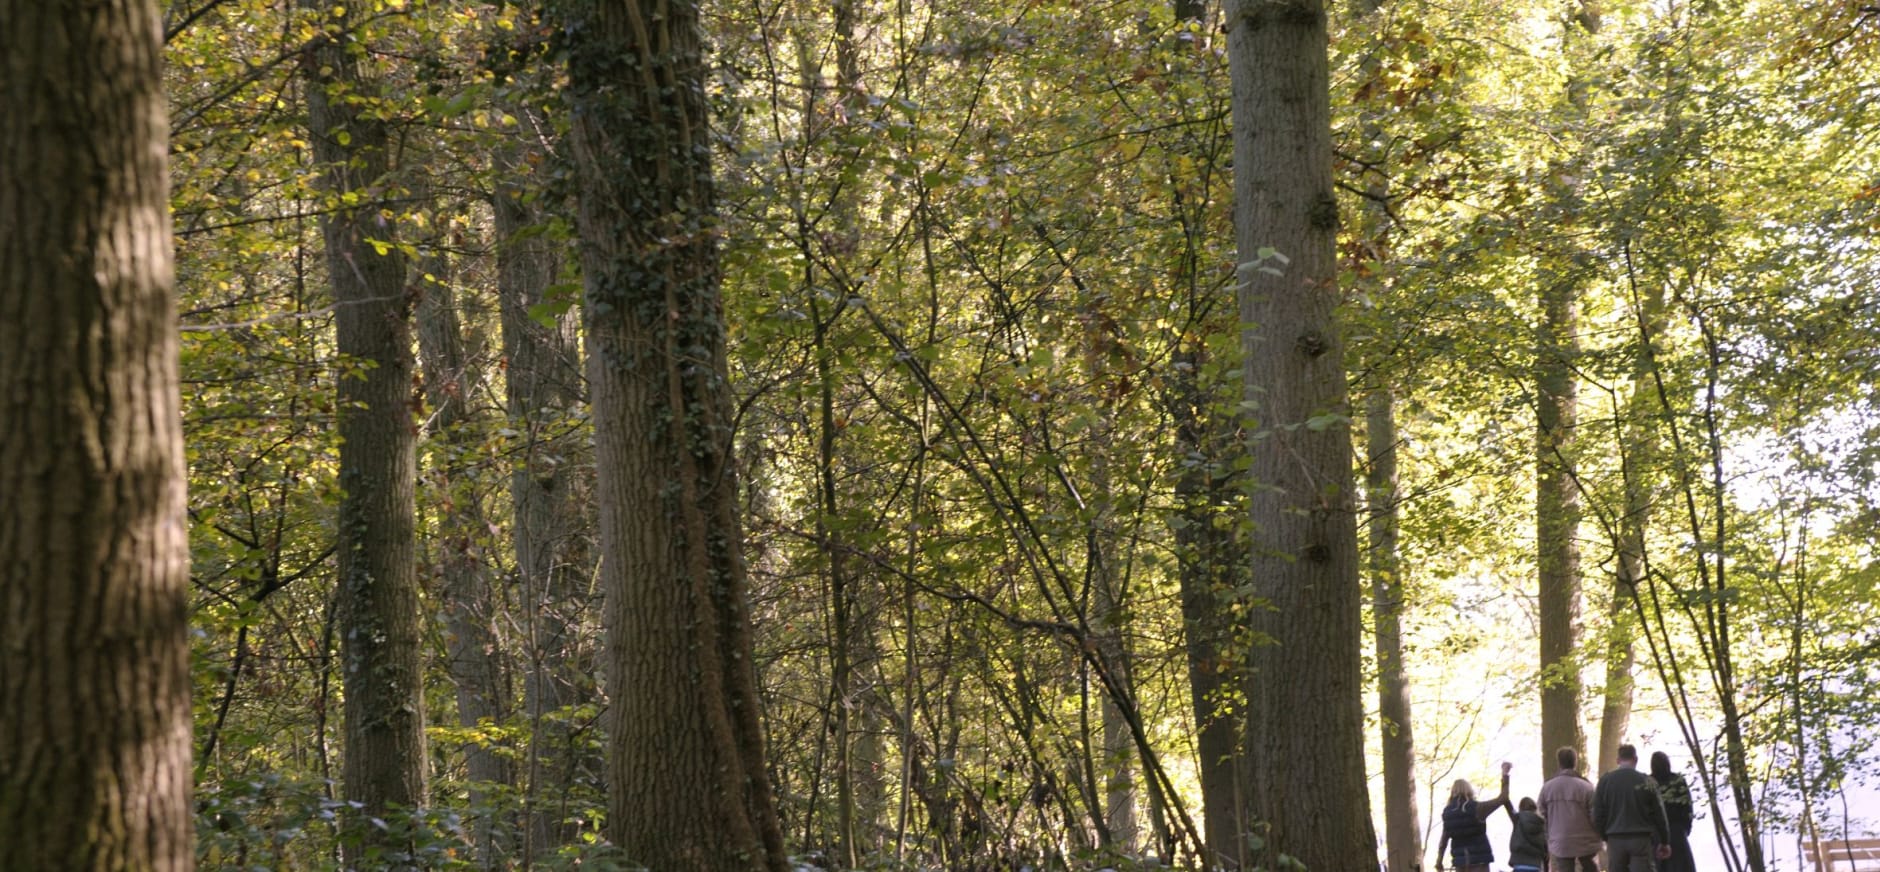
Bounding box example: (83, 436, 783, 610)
(1225, 0, 1377, 867)
(492, 108, 596, 857)
(303, 0, 429, 826)
(0, 1, 191, 867)
(416, 241, 513, 864)
(562, 1, 790, 868)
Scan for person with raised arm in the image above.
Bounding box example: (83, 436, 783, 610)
(1436, 760, 1515, 872)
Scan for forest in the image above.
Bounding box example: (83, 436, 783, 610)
(1, 0, 1877, 870)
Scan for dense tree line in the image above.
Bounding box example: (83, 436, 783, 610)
(3, 0, 1877, 870)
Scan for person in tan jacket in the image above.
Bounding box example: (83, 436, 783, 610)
(1537, 747, 1601, 872)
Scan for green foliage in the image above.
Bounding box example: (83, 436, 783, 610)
(157, 0, 1880, 866)
(196, 774, 472, 871)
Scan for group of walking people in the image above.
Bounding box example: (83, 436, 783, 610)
(1435, 744, 1697, 872)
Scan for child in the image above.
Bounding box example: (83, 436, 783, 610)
(1509, 796, 1548, 872)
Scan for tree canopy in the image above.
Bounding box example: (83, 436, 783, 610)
(5, 0, 1876, 869)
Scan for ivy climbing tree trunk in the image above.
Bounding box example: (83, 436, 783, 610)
(0, 1, 191, 868)
(303, 0, 429, 832)
(562, 0, 791, 868)
(1225, 0, 1378, 867)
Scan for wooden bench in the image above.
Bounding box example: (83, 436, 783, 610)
(1804, 838, 1880, 872)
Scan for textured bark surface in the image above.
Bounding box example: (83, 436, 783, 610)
(563, 1, 790, 868)
(0, 0, 192, 867)
(1225, 0, 1378, 867)
(303, 0, 429, 823)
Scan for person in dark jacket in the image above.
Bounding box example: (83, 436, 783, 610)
(1593, 744, 1671, 872)
(1436, 760, 1514, 872)
(1509, 797, 1549, 872)
(1651, 751, 1698, 872)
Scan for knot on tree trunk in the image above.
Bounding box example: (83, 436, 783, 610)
(1235, 1, 1323, 33)
(1309, 193, 1340, 230)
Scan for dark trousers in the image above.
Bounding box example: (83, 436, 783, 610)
(1551, 855, 1598, 872)
(1662, 831, 1697, 872)
(1608, 834, 1659, 872)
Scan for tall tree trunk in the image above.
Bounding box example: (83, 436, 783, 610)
(808, 285, 862, 866)
(1225, 0, 1377, 867)
(304, 0, 428, 828)
(1172, 351, 1243, 866)
(1598, 4, 1691, 772)
(1537, 2, 1601, 776)
(1368, 390, 1423, 872)
(493, 108, 595, 857)
(1536, 265, 1585, 771)
(1696, 324, 1765, 872)
(1596, 277, 1663, 774)
(799, 3, 893, 857)
(1594, 559, 1638, 771)
(416, 238, 513, 865)
(1160, 1, 1244, 864)
(1085, 339, 1138, 855)
(799, 5, 867, 857)
(0, 1, 191, 867)
(1347, 3, 1422, 867)
(562, 1, 791, 868)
